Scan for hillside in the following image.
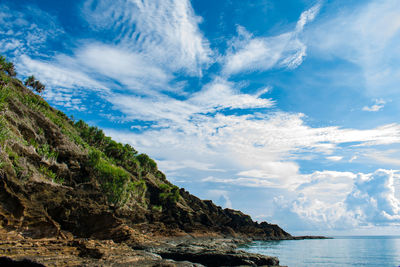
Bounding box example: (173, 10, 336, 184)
(0, 57, 290, 266)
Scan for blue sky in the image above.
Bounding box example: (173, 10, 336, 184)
(2, 0, 400, 235)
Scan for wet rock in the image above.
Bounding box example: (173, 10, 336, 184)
(155, 245, 279, 267)
(0, 257, 45, 267)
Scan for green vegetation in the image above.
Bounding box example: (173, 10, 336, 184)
(158, 183, 180, 205)
(0, 55, 178, 209)
(137, 153, 157, 174)
(24, 75, 45, 94)
(39, 165, 63, 184)
(0, 117, 9, 147)
(6, 147, 23, 178)
(0, 55, 16, 77)
(74, 120, 143, 173)
(87, 149, 135, 205)
(152, 205, 162, 213)
(36, 143, 58, 162)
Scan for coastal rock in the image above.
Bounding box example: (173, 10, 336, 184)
(0, 71, 291, 266)
(157, 247, 279, 267)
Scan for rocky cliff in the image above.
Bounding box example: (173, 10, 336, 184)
(0, 60, 290, 266)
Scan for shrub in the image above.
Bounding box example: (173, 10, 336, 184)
(0, 118, 9, 147)
(137, 153, 157, 173)
(75, 120, 140, 173)
(24, 75, 45, 94)
(87, 149, 133, 206)
(38, 165, 62, 183)
(0, 55, 16, 77)
(158, 183, 180, 205)
(152, 205, 162, 212)
(37, 143, 58, 161)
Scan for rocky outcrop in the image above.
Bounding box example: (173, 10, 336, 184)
(0, 70, 293, 265)
(150, 238, 280, 267)
(0, 229, 285, 266)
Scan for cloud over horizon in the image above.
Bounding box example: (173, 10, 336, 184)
(1, 0, 400, 234)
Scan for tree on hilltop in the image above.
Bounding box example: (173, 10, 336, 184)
(0, 55, 16, 77)
(24, 75, 45, 94)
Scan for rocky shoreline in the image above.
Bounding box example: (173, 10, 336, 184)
(0, 228, 332, 266)
(0, 74, 329, 266)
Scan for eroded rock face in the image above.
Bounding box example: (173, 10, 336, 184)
(0, 229, 206, 267)
(0, 77, 290, 266)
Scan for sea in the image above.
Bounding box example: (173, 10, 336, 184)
(240, 236, 400, 267)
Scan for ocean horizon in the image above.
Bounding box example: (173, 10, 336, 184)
(241, 235, 400, 267)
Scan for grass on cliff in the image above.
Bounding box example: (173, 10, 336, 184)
(0, 54, 180, 208)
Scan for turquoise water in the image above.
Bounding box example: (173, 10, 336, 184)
(241, 236, 400, 267)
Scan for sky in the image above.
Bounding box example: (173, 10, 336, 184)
(2, 0, 400, 235)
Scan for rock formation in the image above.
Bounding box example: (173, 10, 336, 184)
(0, 61, 290, 265)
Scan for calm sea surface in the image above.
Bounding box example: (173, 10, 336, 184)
(240, 236, 400, 267)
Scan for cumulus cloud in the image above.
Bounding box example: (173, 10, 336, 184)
(222, 3, 320, 75)
(346, 169, 400, 224)
(270, 169, 400, 230)
(4, 0, 400, 232)
(206, 190, 232, 209)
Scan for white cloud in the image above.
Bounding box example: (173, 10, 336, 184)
(362, 99, 386, 112)
(17, 55, 106, 91)
(346, 169, 400, 224)
(364, 149, 400, 166)
(269, 169, 400, 230)
(82, 0, 212, 75)
(349, 155, 358, 162)
(308, 0, 400, 96)
(0, 4, 64, 56)
(75, 43, 172, 94)
(106, 95, 400, 193)
(222, 3, 320, 75)
(189, 78, 275, 111)
(206, 190, 232, 209)
(326, 156, 343, 161)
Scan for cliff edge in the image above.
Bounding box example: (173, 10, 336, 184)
(0, 58, 289, 266)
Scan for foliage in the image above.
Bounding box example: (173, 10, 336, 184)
(137, 153, 157, 173)
(0, 55, 16, 77)
(75, 120, 140, 172)
(0, 85, 11, 111)
(7, 147, 23, 177)
(87, 149, 133, 205)
(158, 183, 180, 205)
(24, 75, 45, 94)
(36, 143, 58, 161)
(39, 165, 63, 184)
(0, 117, 9, 147)
(0, 159, 5, 169)
(152, 205, 162, 213)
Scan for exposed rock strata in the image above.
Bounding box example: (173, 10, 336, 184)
(0, 71, 297, 266)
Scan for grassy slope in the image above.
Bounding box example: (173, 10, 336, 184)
(0, 58, 292, 241)
(0, 68, 179, 213)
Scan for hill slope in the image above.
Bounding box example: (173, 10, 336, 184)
(0, 60, 291, 265)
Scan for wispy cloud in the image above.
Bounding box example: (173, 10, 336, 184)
(326, 156, 343, 161)
(362, 99, 386, 112)
(308, 0, 400, 96)
(0, 4, 64, 57)
(3, 0, 400, 232)
(82, 0, 212, 75)
(222, 3, 321, 75)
